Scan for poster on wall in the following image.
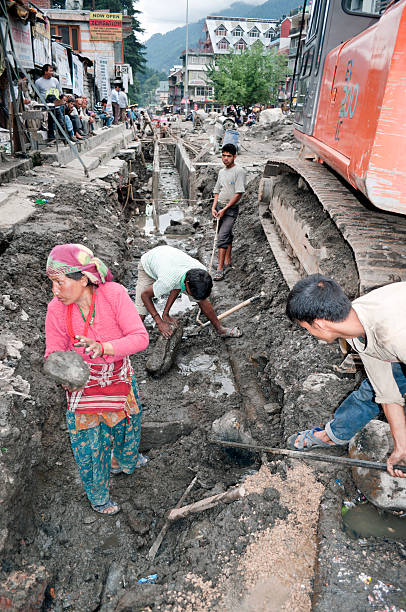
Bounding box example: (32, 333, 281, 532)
(72, 55, 84, 96)
(114, 63, 133, 92)
(9, 17, 34, 69)
(96, 57, 111, 107)
(32, 18, 51, 67)
(89, 12, 122, 41)
(52, 42, 72, 89)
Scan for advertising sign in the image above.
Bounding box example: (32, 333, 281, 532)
(72, 55, 84, 96)
(32, 18, 51, 67)
(52, 43, 72, 89)
(96, 57, 111, 106)
(9, 18, 34, 69)
(89, 12, 122, 41)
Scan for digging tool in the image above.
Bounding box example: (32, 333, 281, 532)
(211, 439, 406, 474)
(198, 294, 263, 328)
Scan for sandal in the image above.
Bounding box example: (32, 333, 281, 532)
(91, 498, 120, 515)
(224, 264, 233, 275)
(213, 269, 225, 281)
(287, 427, 334, 451)
(111, 453, 149, 474)
(220, 326, 243, 338)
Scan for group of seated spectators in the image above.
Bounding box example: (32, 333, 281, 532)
(33, 63, 136, 146)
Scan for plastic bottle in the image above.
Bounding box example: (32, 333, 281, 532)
(35, 199, 48, 205)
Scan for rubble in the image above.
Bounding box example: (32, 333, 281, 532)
(44, 350, 90, 389)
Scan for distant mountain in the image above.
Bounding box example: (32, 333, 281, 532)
(145, 0, 301, 72)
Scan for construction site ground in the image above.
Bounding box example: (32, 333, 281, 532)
(0, 119, 405, 612)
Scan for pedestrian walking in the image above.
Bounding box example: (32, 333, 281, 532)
(118, 87, 128, 123)
(211, 143, 246, 281)
(45, 244, 149, 515)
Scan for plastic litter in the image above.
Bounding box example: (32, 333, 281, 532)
(41, 192, 55, 198)
(138, 574, 157, 584)
(35, 199, 48, 205)
(145, 203, 154, 216)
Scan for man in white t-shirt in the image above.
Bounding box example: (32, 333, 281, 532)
(118, 88, 128, 123)
(110, 84, 121, 124)
(286, 274, 406, 478)
(135, 245, 242, 339)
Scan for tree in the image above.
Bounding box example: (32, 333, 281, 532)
(207, 45, 288, 107)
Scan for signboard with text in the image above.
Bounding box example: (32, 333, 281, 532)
(32, 19, 51, 67)
(52, 43, 72, 89)
(72, 55, 84, 96)
(96, 57, 111, 107)
(89, 12, 122, 41)
(10, 18, 34, 69)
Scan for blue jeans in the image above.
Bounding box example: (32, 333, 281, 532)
(326, 363, 406, 444)
(64, 115, 74, 138)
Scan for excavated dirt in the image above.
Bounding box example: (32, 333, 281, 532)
(0, 125, 405, 612)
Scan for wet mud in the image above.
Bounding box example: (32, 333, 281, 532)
(0, 130, 405, 612)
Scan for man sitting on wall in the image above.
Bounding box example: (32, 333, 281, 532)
(135, 245, 242, 339)
(286, 274, 406, 478)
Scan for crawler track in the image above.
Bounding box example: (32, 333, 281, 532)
(259, 157, 406, 294)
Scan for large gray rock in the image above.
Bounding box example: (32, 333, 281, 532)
(146, 323, 184, 376)
(349, 420, 406, 511)
(212, 409, 255, 445)
(44, 351, 90, 389)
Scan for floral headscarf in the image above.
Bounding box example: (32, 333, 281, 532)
(46, 244, 113, 285)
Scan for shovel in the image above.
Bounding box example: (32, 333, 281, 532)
(211, 439, 406, 474)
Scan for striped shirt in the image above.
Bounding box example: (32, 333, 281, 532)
(141, 245, 206, 299)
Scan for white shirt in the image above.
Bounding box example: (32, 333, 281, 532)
(347, 282, 406, 405)
(111, 89, 119, 104)
(118, 91, 128, 108)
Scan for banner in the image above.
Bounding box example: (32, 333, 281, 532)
(72, 55, 84, 96)
(96, 57, 111, 107)
(9, 18, 34, 69)
(32, 18, 51, 67)
(89, 12, 122, 41)
(52, 43, 72, 89)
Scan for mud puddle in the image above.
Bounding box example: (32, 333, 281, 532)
(177, 353, 236, 397)
(342, 503, 406, 541)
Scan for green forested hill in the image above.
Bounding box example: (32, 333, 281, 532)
(145, 0, 301, 72)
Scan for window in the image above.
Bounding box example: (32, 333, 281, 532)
(196, 86, 214, 97)
(50, 25, 81, 51)
(232, 26, 244, 37)
(342, 0, 380, 15)
(234, 38, 247, 50)
(264, 29, 273, 38)
(217, 38, 229, 50)
(248, 27, 260, 38)
(215, 25, 227, 36)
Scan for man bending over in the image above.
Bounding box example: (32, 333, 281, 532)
(286, 274, 406, 478)
(135, 245, 242, 339)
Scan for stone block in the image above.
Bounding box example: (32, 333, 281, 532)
(145, 323, 184, 376)
(349, 420, 406, 511)
(44, 351, 90, 389)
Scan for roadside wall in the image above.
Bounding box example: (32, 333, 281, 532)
(174, 141, 196, 203)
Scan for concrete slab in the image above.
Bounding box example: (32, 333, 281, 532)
(0, 197, 35, 230)
(0, 158, 32, 185)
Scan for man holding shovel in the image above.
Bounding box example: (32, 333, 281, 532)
(286, 274, 406, 478)
(135, 245, 242, 338)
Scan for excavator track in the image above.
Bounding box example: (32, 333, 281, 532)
(259, 157, 406, 295)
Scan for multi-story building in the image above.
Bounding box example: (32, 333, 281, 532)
(168, 65, 183, 112)
(179, 50, 215, 110)
(287, 7, 310, 75)
(201, 16, 279, 54)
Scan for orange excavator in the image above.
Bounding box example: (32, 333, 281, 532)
(260, 0, 406, 296)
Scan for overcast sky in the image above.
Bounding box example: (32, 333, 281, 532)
(137, 0, 265, 40)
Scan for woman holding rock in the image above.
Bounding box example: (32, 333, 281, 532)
(44, 244, 149, 515)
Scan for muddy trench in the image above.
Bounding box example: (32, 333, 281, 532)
(0, 136, 405, 612)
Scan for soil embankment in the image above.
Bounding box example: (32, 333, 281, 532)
(0, 125, 405, 611)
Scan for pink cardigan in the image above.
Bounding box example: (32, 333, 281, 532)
(45, 282, 149, 364)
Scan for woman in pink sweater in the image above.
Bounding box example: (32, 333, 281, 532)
(45, 243, 149, 515)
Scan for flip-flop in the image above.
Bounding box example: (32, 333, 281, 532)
(91, 498, 120, 515)
(287, 427, 334, 451)
(220, 326, 243, 338)
(213, 269, 225, 281)
(111, 453, 149, 474)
